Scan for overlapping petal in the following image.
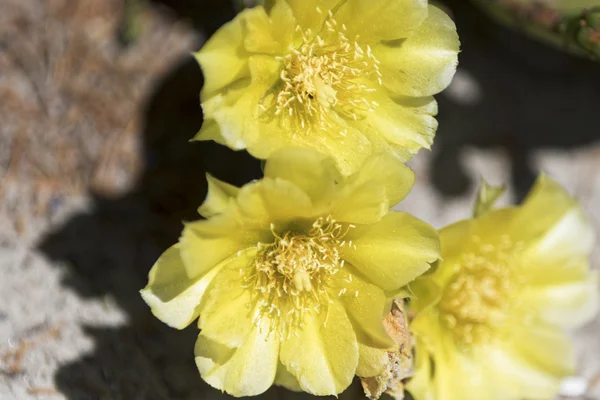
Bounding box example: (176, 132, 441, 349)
(140, 245, 221, 329)
(342, 212, 440, 291)
(374, 5, 459, 97)
(351, 92, 439, 161)
(195, 11, 249, 98)
(198, 174, 239, 218)
(179, 215, 261, 278)
(195, 324, 279, 397)
(279, 301, 359, 395)
(335, 0, 428, 42)
(243, 1, 296, 54)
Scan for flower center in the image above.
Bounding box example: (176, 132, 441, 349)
(439, 235, 522, 345)
(261, 11, 382, 136)
(247, 216, 352, 336)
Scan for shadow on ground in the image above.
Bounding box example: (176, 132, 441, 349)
(36, 2, 257, 398)
(434, 0, 600, 200)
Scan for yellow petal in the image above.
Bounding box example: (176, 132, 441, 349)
(263, 147, 342, 207)
(180, 215, 263, 278)
(411, 331, 490, 400)
(485, 344, 563, 400)
(352, 93, 438, 161)
(409, 277, 442, 317)
(332, 267, 394, 349)
(234, 178, 313, 227)
(140, 245, 221, 329)
(195, 11, 249, 99)
(509, 174, 582, 245)
(356, 343, 389, 377)
(195, 55, 282, 150)
(342, 211, 440, 292)
(243, 3, 295, 54)
(347, 153, 416, 207)
(520, 203, 594, 267)
(374, 5, 459, 97)
(334, 0, 428, 42)
(332, 180, 389, 224)
(194, 118, 231, 147)
(197, 174, 239, 218)
(522, 268, 599, 329)
(406, 338, 433, 400)
(285, 0, 341, 34)
(245, 112, 372, 176)
(274, 362, 302, 392)
(279, 301, 358, 395)
(508, 324, 574, 377)
(197, 249, 258, 348)
(195, 322, 280, 397)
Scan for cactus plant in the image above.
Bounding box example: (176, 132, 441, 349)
(470, 0, 600, 60)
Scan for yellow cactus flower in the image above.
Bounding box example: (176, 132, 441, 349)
(140, 148, 440, 397)
(408, 176, 600, 400)
(194, 0, 459, 175)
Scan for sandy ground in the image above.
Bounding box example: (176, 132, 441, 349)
(0, 1, 599, 399)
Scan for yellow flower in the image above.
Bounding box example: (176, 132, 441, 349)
(194, 0, 459, 175)
(140, 148, 440, 396)
(408, 176, 600, 400)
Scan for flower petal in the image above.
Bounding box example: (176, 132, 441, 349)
(356, 343, 388, 378)
(342, 211, 440, 292)
(348, 153, 416, 207)
(140, 245, 221, 329)
(197, 249, 259, 348)
(374, 5, 459, 97)
(195, 11, 250, 99)
(520, 203, 594, 268)
(195, 55, 282, 150)
(332, 180, 389, 224)
(406, 338, 434, 400)
(334, 0, 428, 42)
(234, 178, 313, 228)
(180, 215, 263, 278)
(522, 268, 599, 329)
(244, 2, 296, 54)
(195, 323, 279, 397)
(485, 343, 564, 400)
(285, 0, 342, 34)
(279, 301, 358, 395)
(411, 331, 490, 400)
(263, 147, 342, 207)
(331, 267, 394, 349)
(509, 174, 583, 246)
(245, 113, 372, 176)
(274, 362, 302, 392)
(198, 174, 239, 218)
(508, 324, 575, 378)
(352, 92, 438, 161)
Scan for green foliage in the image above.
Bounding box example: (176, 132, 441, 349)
(471, 0, 600, 61)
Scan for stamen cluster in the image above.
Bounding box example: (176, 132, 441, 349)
(262, 11, 382, 137)
(440, 235, 523, 345)
(246, 216, 353, 337)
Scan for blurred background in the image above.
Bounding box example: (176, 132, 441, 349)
(0, 0, 599, 399)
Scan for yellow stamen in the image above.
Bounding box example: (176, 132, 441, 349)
(260, 14, 381, 136)
(439, 236, 523, 345)
(246, 216, 352, 337)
